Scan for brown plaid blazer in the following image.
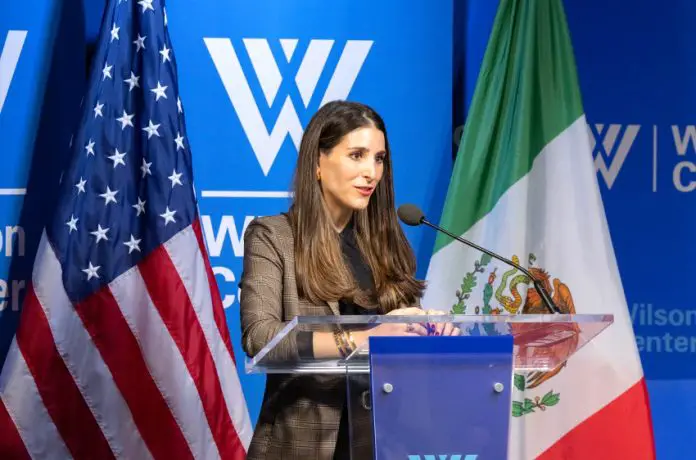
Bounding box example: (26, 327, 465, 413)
(239, 213, 375, 460)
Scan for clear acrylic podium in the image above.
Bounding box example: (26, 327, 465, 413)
(246, 313, 613, 459)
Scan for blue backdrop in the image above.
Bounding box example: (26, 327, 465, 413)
(0, 0, 84, 370)
(164, 0, 453, 422)
(565, 1, 696, 456)
(1, 1, 693, 458)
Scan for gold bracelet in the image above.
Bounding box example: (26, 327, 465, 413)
(339, 331, 353, 355)
(333, 330, 349, 357)
(346, 332, 358, 351)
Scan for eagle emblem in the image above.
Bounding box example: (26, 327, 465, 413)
(451, 253, 578, 417)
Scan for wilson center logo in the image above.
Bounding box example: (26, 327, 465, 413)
(589, 123, 641, 189)
(205, 38, 373, 175)
(0, 30, 27, 115)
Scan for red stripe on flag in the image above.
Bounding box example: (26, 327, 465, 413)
(76, 286, 193, 459)
(192, 218, 236, 362)
(139, 244, 245, 459)
(0, 399, 30, 460)
(538, 378, 656, 460)
(17, 287, 114, 460)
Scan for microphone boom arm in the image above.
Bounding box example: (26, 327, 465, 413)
(421, 218, 562, 314)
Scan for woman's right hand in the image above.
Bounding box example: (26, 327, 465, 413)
(366, 321, 429, 338)
(384, 307, 461, 337)
(352, 308, 429, 345)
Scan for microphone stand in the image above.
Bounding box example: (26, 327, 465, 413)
(420, 217, 562, 315)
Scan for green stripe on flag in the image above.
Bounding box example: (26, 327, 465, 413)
(434, 0, 584, 253)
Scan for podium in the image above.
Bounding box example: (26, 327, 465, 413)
(246, 313, 613, 459)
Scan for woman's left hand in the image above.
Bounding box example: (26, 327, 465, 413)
(423, 309, 460, 336)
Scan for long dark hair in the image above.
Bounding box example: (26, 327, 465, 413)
(289, 100, 424, 312)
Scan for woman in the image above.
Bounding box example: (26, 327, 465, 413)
(239, 100, 450, 459)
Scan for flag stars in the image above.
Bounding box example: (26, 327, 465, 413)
(65, 214, 78, 233)
(168, 169, 183, 188)
(124, 72, 140, 91)
(160, 44, 171, 63)
(82, 262, 101, 281)
(102, 63, 113, 80)
(85, 139, 94, 156)
(174, 133, 184, 150)
(123, 235, 142, 254)
(93, 102, 104, 118)
(160, 207, 176, 226)
(133, 34, 146, 52)
(138, 0, 154, 12)
(116, 110, 135, 130)
(133, 197, 146, 216)
(75, 177, 87, 194)
(107, 149, 127, 168)
(99, 186, 118, 205)
(143, 120, 161, 139)
(90, 224, 110, 244)
(110, 23, 120, 42)
(51, 0, 201, 296)
(141, 158, 152, 177)
(151, 81, 168, 101)
(85, 138, 96, 156)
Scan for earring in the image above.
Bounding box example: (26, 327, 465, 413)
(316, 171, 321, 181)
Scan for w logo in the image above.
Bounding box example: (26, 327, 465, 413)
(205, 38, 373, 175)
(0, 30, 27, 115)
(589, 123, 640, 189)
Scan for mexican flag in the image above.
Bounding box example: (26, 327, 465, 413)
(423, 0, 655, 458)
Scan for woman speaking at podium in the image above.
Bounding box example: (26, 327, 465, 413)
(239, 100, 449, 459)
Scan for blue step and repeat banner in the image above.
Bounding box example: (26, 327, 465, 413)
(1, 0, 694, 458)
(164, 0, 453, 424)
(0, 0, 85, 367)
(566, 0, 696, 456)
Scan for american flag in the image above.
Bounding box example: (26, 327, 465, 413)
(0, 0, 252, 458)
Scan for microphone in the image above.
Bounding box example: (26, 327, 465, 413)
(397, 203, 561, 314)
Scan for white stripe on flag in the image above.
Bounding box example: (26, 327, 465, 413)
(108, 265, 220, 460)
(164, 225, 253, 448)
(31, 233, 151, 460)
(0, 340, 71, 460)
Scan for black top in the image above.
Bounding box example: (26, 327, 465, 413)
(338, 219, 376, 310)
(295, 219, 375, 460)
(296, 219, 376, 357)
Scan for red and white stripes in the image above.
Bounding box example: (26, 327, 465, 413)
(0, 222, 251, 459)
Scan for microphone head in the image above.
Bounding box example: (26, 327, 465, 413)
(397, 204, 425, 226)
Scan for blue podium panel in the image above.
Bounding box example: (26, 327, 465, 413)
(359, 336, 514, 460)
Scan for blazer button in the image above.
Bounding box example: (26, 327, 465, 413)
(360, 390, 372, 410)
